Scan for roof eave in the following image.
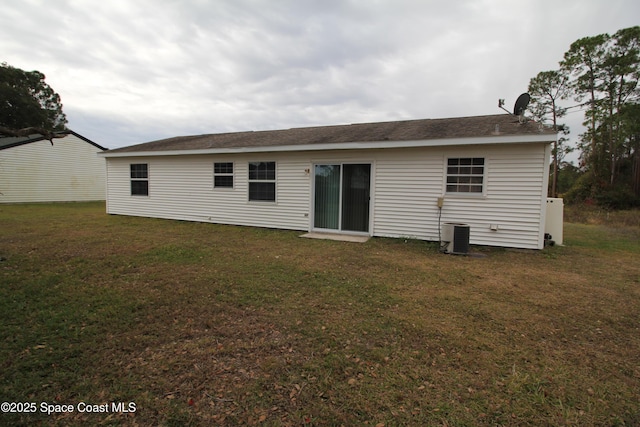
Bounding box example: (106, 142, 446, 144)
(99, 133, 555, 158)
(0, 130, 108, 152)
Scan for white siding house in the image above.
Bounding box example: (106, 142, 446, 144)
(101, 114, 557, 249)
(0, 131, 107, 203)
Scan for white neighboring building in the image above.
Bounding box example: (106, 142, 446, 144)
(100, 114, 557, 249)
(0, 130, 107, 203)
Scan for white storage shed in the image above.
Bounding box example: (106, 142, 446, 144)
(0, 130, 107, 203)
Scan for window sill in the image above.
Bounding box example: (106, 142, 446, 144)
(444, 192, 486, 199)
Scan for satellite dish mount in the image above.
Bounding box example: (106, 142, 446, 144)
(498, 93, 531, 123)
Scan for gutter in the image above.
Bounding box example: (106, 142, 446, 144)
(99, 134, 555, 158)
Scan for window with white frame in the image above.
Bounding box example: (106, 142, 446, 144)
(214, 162, 234, 188)
(248, 161, 276, 201)
(130, 163, 149, 196)
(446, 157, 485, 193)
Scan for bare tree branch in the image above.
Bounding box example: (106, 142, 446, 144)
(0, 126, 66, 145)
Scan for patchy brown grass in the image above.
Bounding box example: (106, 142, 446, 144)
(565, 204, 640, 228)
(1, 202, 639, 426)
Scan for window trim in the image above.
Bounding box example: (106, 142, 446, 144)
(130, 163, 149, 196)
(213, 162, 234, 189)
(248, 161, 276, 202)
(444, 157, 486, 196)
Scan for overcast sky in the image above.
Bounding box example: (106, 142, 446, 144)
(2, 0, 639, 153)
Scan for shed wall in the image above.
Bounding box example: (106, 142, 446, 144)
(105, 143, 549, 249)
(0, 135, 106, 203)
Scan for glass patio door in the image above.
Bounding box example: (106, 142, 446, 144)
(313, 163, 370, 233)
(314, 164, 341, 230)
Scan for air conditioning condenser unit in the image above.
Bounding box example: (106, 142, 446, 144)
(441, 223, 470, 254)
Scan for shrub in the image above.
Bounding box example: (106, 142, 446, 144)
(563, 170, 640, 209)
(594, 185, 640, 209)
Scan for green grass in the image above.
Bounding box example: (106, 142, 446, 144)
(1, 202, 639, 426)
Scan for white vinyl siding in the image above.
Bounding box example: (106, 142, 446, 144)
(434, 144, 550, 249)
(373, 144, 550, 249)
(104, 142, 551, 249)
(106, 154, 310, 231)
(373, 150, 443, 240)
(0, 135, 106, 203)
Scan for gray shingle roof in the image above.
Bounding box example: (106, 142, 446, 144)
(107, 114, 556, 154)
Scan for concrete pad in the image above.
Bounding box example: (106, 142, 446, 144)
(300, 232, 370, 243)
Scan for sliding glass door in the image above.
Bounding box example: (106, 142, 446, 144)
(314, 164, 341, 230)
(341, 164, 370, 232)
(313, 163, 371, 233)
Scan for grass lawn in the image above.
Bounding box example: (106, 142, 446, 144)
(1, 202, 639, 426)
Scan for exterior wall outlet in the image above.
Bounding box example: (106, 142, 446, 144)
(437, 197, 444, 208)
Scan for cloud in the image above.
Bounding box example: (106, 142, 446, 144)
(2, 0, 639, 152)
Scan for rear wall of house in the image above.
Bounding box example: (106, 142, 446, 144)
(105, 142, 550, 249)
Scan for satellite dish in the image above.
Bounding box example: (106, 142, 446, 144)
(513, 93, 531, 116)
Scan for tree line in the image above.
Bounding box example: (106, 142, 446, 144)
(528, 26, 640, 208)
